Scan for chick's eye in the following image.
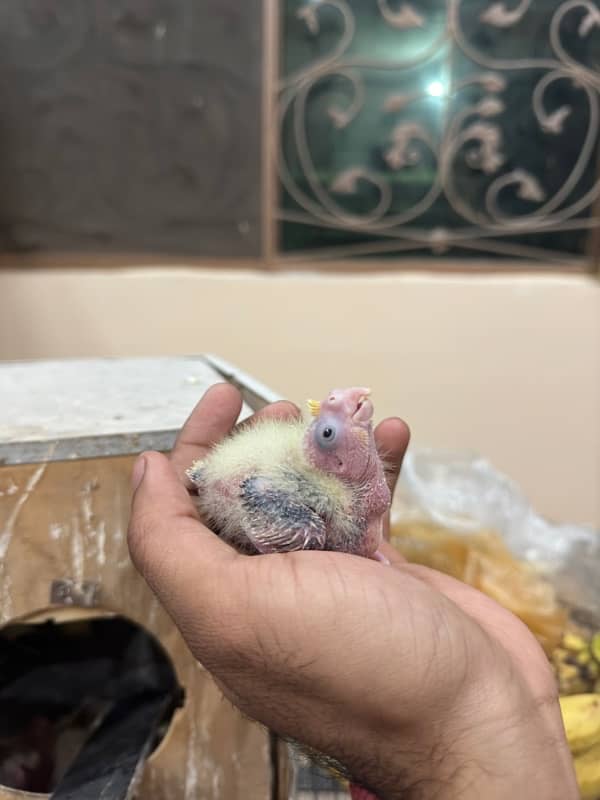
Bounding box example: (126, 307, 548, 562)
(316, 422, 337, 450)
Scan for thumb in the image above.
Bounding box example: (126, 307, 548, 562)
(127, 451, 237, 624)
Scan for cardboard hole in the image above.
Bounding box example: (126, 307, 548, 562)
(0, 614, 183, 795)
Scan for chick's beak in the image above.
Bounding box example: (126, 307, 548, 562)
(319, 387, 374, 423)
(345, 388, 373, 423)
(353, 396, 373, 423)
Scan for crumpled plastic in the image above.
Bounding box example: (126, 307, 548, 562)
(392, 448, 600, 617)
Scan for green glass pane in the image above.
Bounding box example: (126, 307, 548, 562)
(278, 0, 600, 264)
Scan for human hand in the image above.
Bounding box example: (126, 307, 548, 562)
(128, 385, 577, 800)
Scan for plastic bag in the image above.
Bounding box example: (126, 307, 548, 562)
(393, 448, 600, 617)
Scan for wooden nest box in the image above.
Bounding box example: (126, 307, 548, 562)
(0, 356, 288, 800)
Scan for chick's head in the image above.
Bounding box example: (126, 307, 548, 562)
(303, 387, 377, 484)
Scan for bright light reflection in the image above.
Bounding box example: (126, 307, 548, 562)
(426, 81, 446, 98)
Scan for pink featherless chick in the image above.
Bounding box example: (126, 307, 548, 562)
(187, 387, 391, 563)
(187, 387, 390, 800)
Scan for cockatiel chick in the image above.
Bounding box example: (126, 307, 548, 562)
(186, 387, 391, 562)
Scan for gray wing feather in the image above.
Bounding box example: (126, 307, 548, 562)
(240, 476, 328, 553)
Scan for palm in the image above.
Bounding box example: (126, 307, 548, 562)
(207, 545, 554, 740)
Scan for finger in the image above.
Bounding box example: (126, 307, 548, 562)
(128, 451, 238, 623)
(171, 383, 243, 484)
(235, 399, 301, 434)
(397, 562, 552, 679)
(374, 418, 410, 538)
(171, 383, 301, 487)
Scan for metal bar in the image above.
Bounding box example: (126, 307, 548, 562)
(0, 430, 177, 467)
(261, 0, 281, 267)
(203, 354, 283, 409)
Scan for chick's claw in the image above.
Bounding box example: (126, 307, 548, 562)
(372, 550, 391, 566)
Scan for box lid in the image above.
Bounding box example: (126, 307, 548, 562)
(0, 355, 280, 465)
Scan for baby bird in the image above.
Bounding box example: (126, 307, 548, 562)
(187, 387, 391, 561)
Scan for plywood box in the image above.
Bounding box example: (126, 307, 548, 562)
(0, 356, 284, 800)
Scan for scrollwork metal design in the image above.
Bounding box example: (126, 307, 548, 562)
(278, 0, 600, 264)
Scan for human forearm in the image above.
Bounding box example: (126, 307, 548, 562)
(350, 674, 577, 800)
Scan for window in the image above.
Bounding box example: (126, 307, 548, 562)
(278, 0, 600, 267)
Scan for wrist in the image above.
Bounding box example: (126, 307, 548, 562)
(361, 670, 578, 800)
(442, 692, 577, 800)
(346, 648, 580, 800)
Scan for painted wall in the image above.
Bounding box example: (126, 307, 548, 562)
(0, 267, 598, 527)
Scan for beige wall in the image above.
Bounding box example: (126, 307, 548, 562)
(0, 266, 598, 528)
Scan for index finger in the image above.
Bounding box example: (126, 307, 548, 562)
(170, 383, 301, 486)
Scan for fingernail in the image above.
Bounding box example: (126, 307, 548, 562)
(131, 454, 147, 493)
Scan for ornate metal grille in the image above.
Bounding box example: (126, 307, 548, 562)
(278, 0, 600, 267)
